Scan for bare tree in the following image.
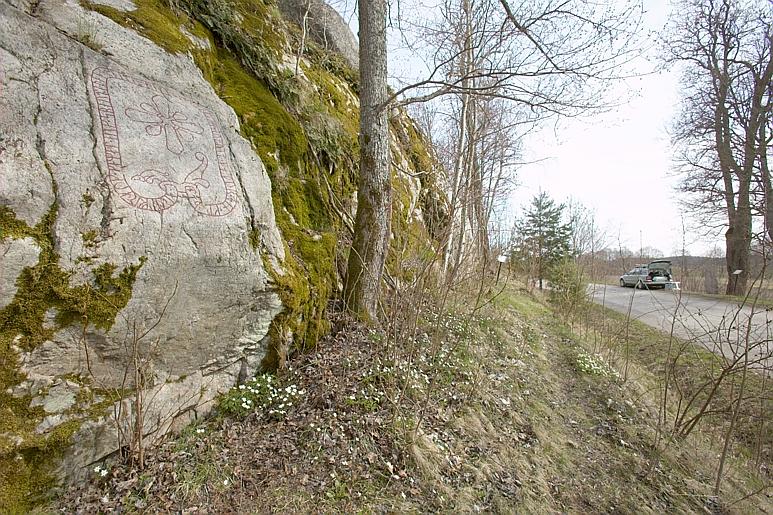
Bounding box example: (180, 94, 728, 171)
(666, 0, 773, 295)
(344, 0, 391, 321)
(390, 0, 643, 111)
(422, 0, 641, 276)
(348, 0, 643, 317)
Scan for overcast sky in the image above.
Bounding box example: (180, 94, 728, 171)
(331, 0, 724, 256)
(509, 0, 724, 257)
(510, 63, 702, 256)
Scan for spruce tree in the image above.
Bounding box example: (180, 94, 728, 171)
(513, 192, 572, 290)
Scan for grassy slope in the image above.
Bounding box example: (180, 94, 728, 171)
(56, 286, 770, 513)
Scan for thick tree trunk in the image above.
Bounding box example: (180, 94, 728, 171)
(724, 35, 773, 294)
(725, 217, 750, 295)
(759, 121, 773, 243)
(343, 0, 390, 321)
(723, 173, 752, 295)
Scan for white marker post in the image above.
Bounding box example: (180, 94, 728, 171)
(496, 255, 508, 285)
(732, 269, 743, 295)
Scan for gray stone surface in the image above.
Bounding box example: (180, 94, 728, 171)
(0, 33, 56, 227)
(29, 380, 79, 414)
(278, 0, 359, 69)
(90, 0, 135, 10)
(0, 237, 40, 309)
(36, 413, 68, 433)
(0, 0, 287, 480)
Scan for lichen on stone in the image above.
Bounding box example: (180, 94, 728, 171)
(0, 201, 145, 510)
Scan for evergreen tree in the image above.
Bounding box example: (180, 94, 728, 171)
(512, 192, 572, 289)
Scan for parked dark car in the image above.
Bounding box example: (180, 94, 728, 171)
(619, 260, 673, 289)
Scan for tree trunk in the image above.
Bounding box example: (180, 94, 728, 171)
(724, 170, 752, 296)
(453, 77, 477, 272)
(758, 112, 773, 243)
(444, 0, 474, 276)
(725, 218, 750, 295)
(343, 0, 390, 322)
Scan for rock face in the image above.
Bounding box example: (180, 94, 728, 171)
(278, 0, 359, 69)
(1, 0, 284, 491)
(0, 238, 40, 310)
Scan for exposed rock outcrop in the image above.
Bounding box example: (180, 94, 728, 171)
(278, 0, 359, 69)
(1, 0, 283, 500)
(0, 0, 447, 508)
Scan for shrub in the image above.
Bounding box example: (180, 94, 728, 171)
(548, 258, 587, 316)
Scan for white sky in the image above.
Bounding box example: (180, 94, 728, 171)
(511, 67, 701, 256)
(331, 0, 724, 256)
(509, 1, 724, 257)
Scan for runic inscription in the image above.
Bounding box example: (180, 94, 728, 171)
(90, 67, 237, 216)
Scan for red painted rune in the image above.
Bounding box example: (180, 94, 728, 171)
(90, 67, 238, 217)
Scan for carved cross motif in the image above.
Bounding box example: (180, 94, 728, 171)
(125, 95, 204, 155)
(90, 67, 237, 217)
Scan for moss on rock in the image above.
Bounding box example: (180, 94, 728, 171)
(82, 0, 207, 54)
(0, 204, 145, 354)
(79, 0, 444, 371)
(0, 420, 81, 511)
(210, 53, 307, 176)
(0, 199, 144, 510)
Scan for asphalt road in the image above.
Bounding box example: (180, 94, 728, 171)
(588, 283, 773, 372)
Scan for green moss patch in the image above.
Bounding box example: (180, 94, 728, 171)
(82, 0, 203, 54)
(0, 201, 144, 510)
(212, 53, 306, 176)
(387, 173, 436, 283)
(0, 205, 145, 354)
(0, 420, 81, 511)
(0, 207, 32, 240)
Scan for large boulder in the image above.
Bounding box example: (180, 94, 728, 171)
(0, 0, 285, 492)
(0, 0, 448, 508)
(278, 0, 359, 69)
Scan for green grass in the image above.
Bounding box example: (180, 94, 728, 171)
(688, 290, 773, 309)
(580, 301, 771, 462)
